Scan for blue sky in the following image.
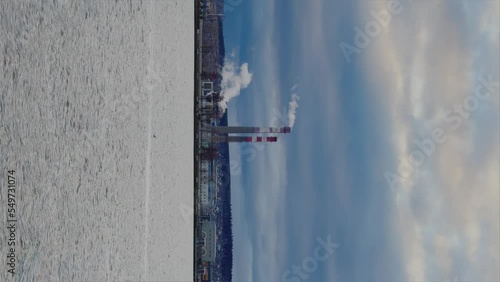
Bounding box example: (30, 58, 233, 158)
(223, 0, 499, 281)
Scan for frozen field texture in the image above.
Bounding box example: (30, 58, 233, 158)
(0, 0, 193, 281)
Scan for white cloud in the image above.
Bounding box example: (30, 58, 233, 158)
(229, 1, 289, 280)
(363, 1, 499, 280)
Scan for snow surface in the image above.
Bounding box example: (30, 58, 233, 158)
(0, 0, 193, 281)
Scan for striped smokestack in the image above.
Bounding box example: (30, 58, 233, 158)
(211, 136, 278, 143)
(211, 126, 291, 134)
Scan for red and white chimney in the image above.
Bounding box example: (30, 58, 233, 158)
(210, 126, 291, 134)
(211, 136, 278, 143)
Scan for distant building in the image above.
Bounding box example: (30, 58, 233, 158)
(200, 221, 217, 262)
(199, 162, 216, 215)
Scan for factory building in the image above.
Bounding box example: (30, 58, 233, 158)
(200, 221, 217, 262)
(199, 163, 212, 205)
(200, 162, 217, 215)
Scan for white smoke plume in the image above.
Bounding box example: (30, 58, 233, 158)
(218, 60, 253, 112)
(288, 93, 300, 128)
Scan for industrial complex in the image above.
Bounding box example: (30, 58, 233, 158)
(194, 1, 291, 281)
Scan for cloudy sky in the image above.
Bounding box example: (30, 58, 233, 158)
(223, 0, 499, 281)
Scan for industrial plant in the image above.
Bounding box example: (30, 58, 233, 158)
(194, 1, 292, 281)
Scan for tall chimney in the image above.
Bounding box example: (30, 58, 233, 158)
(211, 136, 278, 143)
(210, 126, 291, 134)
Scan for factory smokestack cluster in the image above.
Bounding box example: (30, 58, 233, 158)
(211, 136, 278, 143)
(211, 126, 291, 134)
(207, 126, 291, 143)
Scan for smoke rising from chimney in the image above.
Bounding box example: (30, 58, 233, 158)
(219, 59, 253, 112)
(288, 93, 300, 128)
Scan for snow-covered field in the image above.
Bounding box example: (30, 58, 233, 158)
(0, 0, 193, 281)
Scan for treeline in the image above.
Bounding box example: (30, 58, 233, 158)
(214, 111, 233, 281)
(214, 2, 233, 280)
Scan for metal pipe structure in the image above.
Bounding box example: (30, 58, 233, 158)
(210, 126, 291, 134)
(204, 92, 222, 103)
(211, 136, 278, 143)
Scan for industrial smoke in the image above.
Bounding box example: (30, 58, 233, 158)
(288, 93, 300, 129)
(218, 59, 253, 112)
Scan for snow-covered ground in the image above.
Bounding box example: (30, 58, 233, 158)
(0, 0, 193, 281)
